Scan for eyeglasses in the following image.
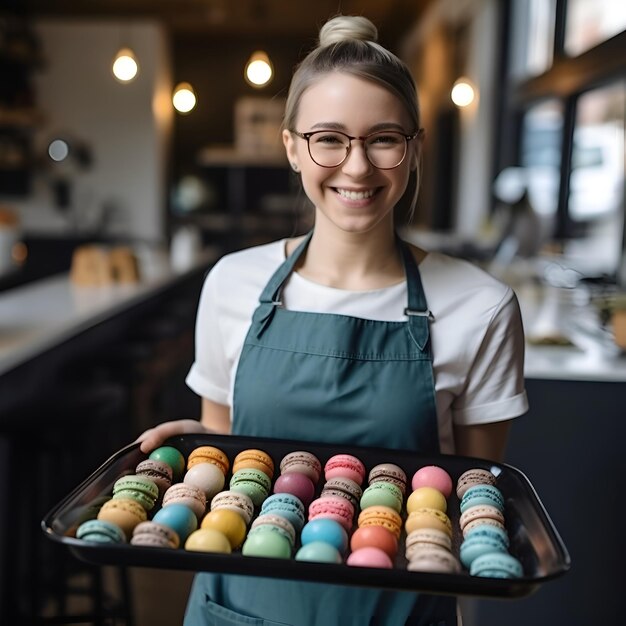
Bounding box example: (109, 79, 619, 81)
(291, 129, 420, 170)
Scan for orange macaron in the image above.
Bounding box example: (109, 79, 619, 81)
(232, 449, 275, 480)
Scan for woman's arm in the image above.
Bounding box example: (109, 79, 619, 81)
(453, 420, 512, 463)
(137, 398, 231, 453)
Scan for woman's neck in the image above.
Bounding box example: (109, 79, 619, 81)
(292, 223, 406, 291)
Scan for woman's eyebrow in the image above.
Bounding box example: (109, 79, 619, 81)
(308, 121, 407, 132)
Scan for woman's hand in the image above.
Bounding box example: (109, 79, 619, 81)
(136, 419, 213, 454)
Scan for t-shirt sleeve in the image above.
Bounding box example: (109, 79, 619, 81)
(451, 289, 528, 425)
(185, 264, 231, 406)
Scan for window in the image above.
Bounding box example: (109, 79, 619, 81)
(565, 0, 626, 56)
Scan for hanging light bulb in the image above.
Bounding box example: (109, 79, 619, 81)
(245, 51, 273, 87)
(451, 78, 476, 108)
(172, 82, 197, 114)
(112, 47, 139, 83)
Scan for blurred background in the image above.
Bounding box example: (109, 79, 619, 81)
(0, 0, 624, 624)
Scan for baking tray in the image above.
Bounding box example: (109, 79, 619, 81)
(42, 434, 570, 598)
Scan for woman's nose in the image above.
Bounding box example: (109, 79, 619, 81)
(341, 140, 373, 176)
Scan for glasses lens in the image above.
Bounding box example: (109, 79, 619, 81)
(365, 132, 407, 169)
(307, 131, 350, 167)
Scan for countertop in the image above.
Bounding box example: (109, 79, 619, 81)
(0, 248, 217, 378)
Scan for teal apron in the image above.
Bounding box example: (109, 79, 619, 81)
(185, 233, 457, 625)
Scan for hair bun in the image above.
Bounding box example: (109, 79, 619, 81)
(319, 15, 378, 47)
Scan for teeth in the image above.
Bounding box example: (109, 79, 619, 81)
(336, 188, 375, 200)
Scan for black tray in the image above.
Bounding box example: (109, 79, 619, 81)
(42, 434, 570, 598)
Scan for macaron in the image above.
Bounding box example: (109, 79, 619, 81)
(459, 505, 505, 534)
(296, 541, 343, 564)
(149, 446, 186, 481)
(262, 494, 306, 533)
(456, 468, 496, 499)
(406, 487, 448, 514)
(460, 485, 505, 514)
(250, 514, 296, 548)
(324, 454, 366, 486)
(470, 552, 523, 578)
(76, 519, 126, 544)
(462, 516, 507, 538)
(347, 547, 393, 569)
(360, 482, 404, 514)
(368, 463, 408, 495)
(211, 490, 255, 526)
(97, 498, 147, 540)
(320, 477, 363, 509)
(280, 451, 322, 484)
(135, 459, 173, 498)
(308, 495, 355, 533)
(301, 519, 349, 555)
(357, 505, 403, 540)
(112, 475, 159, 511)
(350, 525, 398, 559)
(152, 503, 198, 543)
(407, 546, 461, 574)
(163, 483, 207, 520)
(184, 462, 226, 501)
(187, 446, 230, 475)
(229, 469, 271, 508)
(273, 472, 316, 507)
(131, 521, 180, 549)
(464, 523, 510, 548)
(185, 528, 232, 554)
(201, 509, 248, 549)
(233, 449, 274, 479)
(460, 533, 508, 568)
(404, 508, 453, 538)
(411, 466, 453, 498)
(405, 528, 452, 561)
(242, 527, 292, 559)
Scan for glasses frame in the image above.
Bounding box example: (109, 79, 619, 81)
(291, 129, 422, 170)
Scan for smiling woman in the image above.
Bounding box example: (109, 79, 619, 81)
(137, 14, 528, 626)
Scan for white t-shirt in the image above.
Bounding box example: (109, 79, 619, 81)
(186, 239, 528, 453)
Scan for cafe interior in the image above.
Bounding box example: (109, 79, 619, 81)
(0, 0, 624, 624)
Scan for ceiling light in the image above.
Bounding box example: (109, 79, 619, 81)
(173, 82, 197, 114)
(451, 78, 476, 108)
(245, 51, 273, 87)
(112, 47, 139, 83)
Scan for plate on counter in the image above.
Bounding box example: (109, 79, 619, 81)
(41, 434, 570, 598)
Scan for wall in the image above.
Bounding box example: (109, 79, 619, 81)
(4, 20, 172, 242)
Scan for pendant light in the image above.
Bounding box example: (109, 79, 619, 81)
(451, 78, 477, 108)
(172, 82, 197, 114)
(112, 46, 139, 83)
(244, 51, 273, 88)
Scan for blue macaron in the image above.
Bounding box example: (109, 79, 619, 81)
(261, 493, 306, 532)
(300, 518, 349, 554)
(470, 552, 524, 578)
(76, 519, 126, 544)
(460, 534, 508, 568)
(460, 485, 505, 514)
(464, 522, 510, 548)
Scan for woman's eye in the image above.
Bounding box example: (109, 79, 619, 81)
(370, 134, 402, 145)
(314, 133, 344, 145)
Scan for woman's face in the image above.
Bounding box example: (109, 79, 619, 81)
(283, 72, 419, 236)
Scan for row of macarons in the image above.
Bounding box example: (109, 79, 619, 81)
(456, 469, 523, 579)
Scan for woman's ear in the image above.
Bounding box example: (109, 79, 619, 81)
(410, 128, 425, 172)
(282, 129, 299, 171)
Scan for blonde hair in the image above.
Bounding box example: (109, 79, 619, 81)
(284, 15, 422, 218)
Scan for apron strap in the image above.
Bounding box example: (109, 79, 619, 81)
(400, 240, 433, 354)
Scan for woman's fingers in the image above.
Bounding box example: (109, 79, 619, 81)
(136, 419, 211, 454)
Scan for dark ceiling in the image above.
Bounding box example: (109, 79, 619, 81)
(19, 0, 433, 44)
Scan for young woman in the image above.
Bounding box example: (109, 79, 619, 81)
(139, 15, 528, 625)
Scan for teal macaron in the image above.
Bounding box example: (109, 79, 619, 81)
(242, 526, 292, 559)
(261, 493, 306, 532)
(460, 485, 504, 514)
(76, 519, 126, 544)
(230, 468, 271, 508)
(360, 482, 404, 514)
(470, 552, 523, 578)
(112, 475, 159, 511)
(149, 446, 186, 481)
(296, 541, 343, 564)
(460, 534, 508, 568)
(464, 522, 510, 548)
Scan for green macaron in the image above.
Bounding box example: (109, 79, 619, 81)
(229, 469, 271, 507)
(113, 475, 159, 511)
(149, 446, 186, 481)
(360, 481, 404, 514)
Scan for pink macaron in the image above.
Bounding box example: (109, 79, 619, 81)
(324, 454, 366, 486)
(347, 546, 393, 568)
(308, 495, 355, 532)
(411, 465, 453, 498)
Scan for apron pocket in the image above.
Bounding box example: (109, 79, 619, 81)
(197, 597, 289, 626)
